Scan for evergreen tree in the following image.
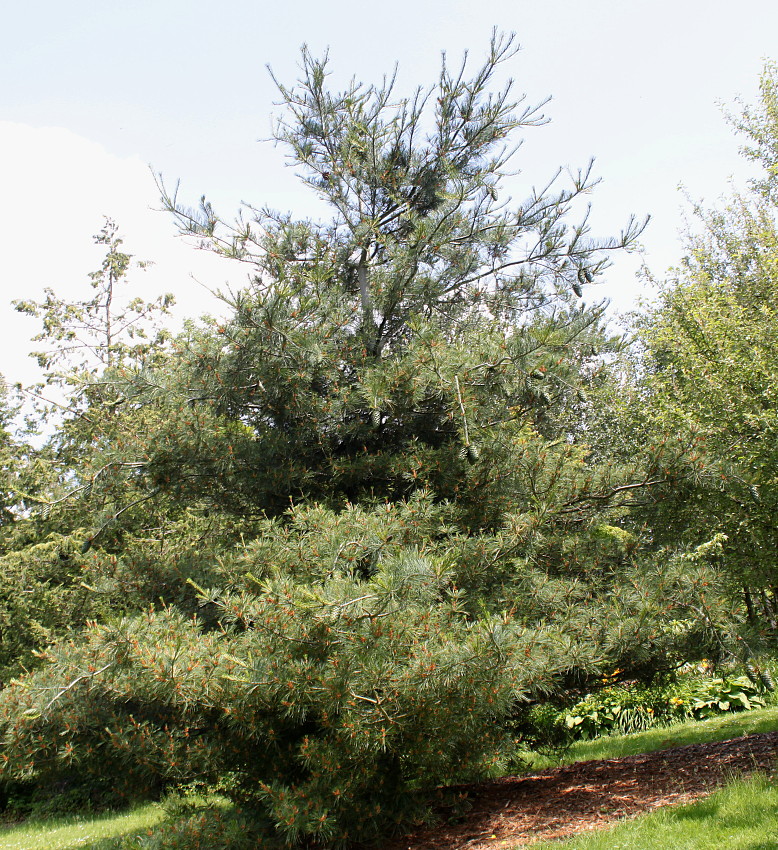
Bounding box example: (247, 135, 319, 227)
(0, 380, 24, 530)
(115, 32, 647, 519)
(0, 37, 725, 846)
(12, 218, 178, 537)
(0, 224, 232, 686)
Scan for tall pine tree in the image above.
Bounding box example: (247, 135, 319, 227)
(132, 31, 647, 520)
(0, 36, 726, 847)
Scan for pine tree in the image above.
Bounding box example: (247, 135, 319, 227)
(0, 36, 724, 846)
(137, 31, 645, 519)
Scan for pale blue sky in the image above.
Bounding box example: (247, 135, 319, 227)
(2, 0, 777, 387)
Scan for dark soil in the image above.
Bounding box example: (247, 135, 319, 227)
(380, 731, 778, 849)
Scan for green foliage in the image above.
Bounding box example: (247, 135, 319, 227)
(10, 219, 178, 542)
(0, 494, 735, 845)
(0, 379, 54, 534)
(0, 222, 233, 686)
(0, 499, 720, 840)
(100, 30, 649, 521)
(0, 34, 742, 850)
(0, 582, 518, 843)
(0, 503, 265, 685)
(521, 672, 769, 746)
(633, 62, 778, 655)
(0, 532, 96, 685)
(14, 218, 173, 380)
(685, 675, 767, 719)
(562, 685, 670, 740)
(0, 383, 23, 529)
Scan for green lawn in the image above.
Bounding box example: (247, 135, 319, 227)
(521, 705, 778, 849)
(523, 704, 778, 769)
(0, 803, 162, 850)
(529, 773, 778, 849)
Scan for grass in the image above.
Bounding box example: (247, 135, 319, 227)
(528, 773, 778, 849)
(522, 704, 778, 770)
(0, 803, 162, 850)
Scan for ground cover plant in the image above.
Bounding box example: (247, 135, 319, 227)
(3, 707, 776, 849)
(518, 667, 774, 750)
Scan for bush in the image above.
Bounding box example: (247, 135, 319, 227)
(512, 667, 773, 749)
(511, 702, 572, 753)
(563, 687, 664, 739)
(686, 676, 766, 719)
(559, 674, 767, 741)
(0, 490, 742, 846)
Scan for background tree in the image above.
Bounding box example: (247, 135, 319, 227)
(0, 380, 26, 529)
(12, 218, 175, 531)
(0, 224, 242, 686)
(14, 218, 172, 380)
(633, 61, 778, 656)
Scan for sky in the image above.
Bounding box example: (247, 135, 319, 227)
(2, 0, 777, 391)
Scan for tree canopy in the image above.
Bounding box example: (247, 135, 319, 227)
(634, 62, 778, 653)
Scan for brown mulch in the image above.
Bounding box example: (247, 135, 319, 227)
(380, 731, 778, 849)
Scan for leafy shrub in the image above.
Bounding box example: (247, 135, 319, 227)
(745, 659, 777, 697)
(513, 669, 773, 747)
(562, 685, 668, 740)
(0, 509, 246, 689)
(511, 702, 572, 753)
(686, 676, 766, 719)
(0, 487, 741, 847)
(561, 674, 767, 740)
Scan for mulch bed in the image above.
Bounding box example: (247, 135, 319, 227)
(380, 731, 778, 849)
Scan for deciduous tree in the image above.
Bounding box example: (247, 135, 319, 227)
(635, 61, 778, 653)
